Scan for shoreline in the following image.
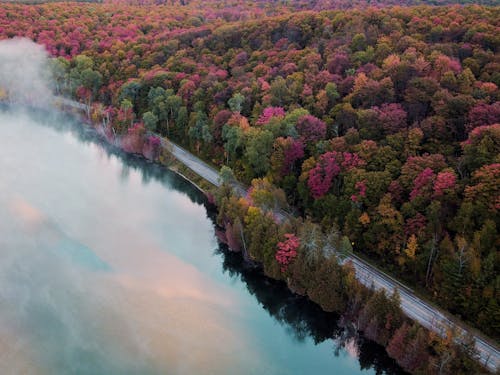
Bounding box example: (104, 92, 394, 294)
(51, 100, 498, 374)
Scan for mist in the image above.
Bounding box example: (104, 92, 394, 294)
(0, 38, 380, 375)
(0, 110, 164, 374)
(0, 104, 260, 374)
(0, 38, 220, 375)
(0, 38, 54, 107)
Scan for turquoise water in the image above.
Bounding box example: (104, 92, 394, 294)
(0, 108, 403, 375)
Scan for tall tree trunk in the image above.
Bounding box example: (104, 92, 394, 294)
(426, 233, 438, 287)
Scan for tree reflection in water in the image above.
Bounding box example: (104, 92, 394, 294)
(27, 107, 407, 375)
(217, 247, 408, 375)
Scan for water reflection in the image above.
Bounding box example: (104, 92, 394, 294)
(217, 248, 407, 375)
(0, 107, 405, 375)
(8, 104, 207, 204)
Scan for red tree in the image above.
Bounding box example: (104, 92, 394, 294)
(283, 138, 305, 175)
(121, 123, 146, 154)
(467, 102, 500, 132)
(433, 170, 457, 197)
(374, 103, 407, 134)
(410, 167, 436, 201)
(275, 233, 300, 272)
(308, 151, 363, 199)
(296, 114, 327, 145)
(256, 106, 286, 126)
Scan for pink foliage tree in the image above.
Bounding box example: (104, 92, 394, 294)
(373, 103, 407, 134)
(410, 167, 436, 201)
(256, 106, 286, 125)
(296, 114, 327, 145)
(400, 154, 447, 188)
(351, 180, 367, 202)
(433, 170, 457, 197)
(308, 151, 364, 199)
(275, 233, 300, 272)
(121, 122, 145, 154)
(467, 102, 500, 132)
(308, 153, 341, 199)
(327, 52, 350, 75)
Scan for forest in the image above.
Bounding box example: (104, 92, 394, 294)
(4, 0, 500, 6)
(0, 1, 498, 373)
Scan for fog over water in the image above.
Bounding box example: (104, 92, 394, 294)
(0, 110, 257, 374)
(0, 39, 402, 375)
(0, 38, 53, 106)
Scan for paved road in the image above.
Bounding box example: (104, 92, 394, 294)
(164, 140, 221, 186)
(57, 97, 500, 372)
(164, 138, 499, 373)
(164, 141, 293, 222)
(345, 254, 499, 372)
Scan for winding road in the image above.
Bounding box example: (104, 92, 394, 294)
(164, 139, 500, 373)
(58, 97, 500, 372)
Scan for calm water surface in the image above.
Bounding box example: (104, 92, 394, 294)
(0, 107, 404, 375)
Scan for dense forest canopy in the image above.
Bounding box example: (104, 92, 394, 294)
(0, 1, 498, 364)
(2, 0, 500, 6)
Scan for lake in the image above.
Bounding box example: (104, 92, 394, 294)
(0, 107, 404, 375)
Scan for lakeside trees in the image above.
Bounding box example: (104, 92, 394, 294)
(0, 2, 498, 371)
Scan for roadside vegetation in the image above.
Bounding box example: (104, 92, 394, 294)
(0, 2, 498, 373)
